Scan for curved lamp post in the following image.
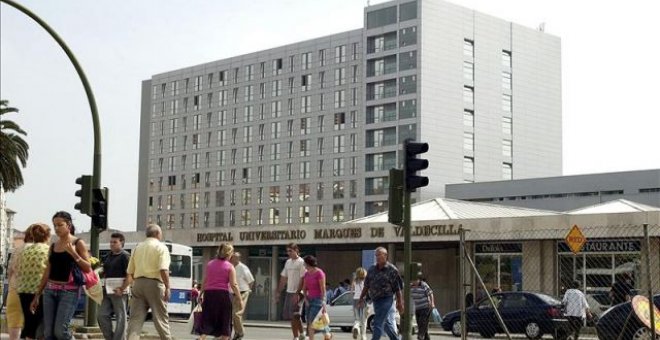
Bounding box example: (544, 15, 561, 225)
(1, 0, 103, 328)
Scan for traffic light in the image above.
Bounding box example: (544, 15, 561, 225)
(91, 187, 109, 231)
(388, 169, 404, 225)
(409, 262, 423, 280)
(404, 139, 429, 192)
(74, 175, 93, 215)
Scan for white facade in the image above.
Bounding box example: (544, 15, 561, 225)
(137, 0, 562, 230)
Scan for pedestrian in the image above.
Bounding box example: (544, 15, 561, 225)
(325, 284, 334, 303)
(199, 243, 244, 340)
(358, 247, 403, 340)
(32, 211, 91, 340)
(610, 272, 634, 305)
(16, 223, 50, 339)
(98, 232, 131, 340)
(298, 255, 332, 340)
(275, 242, 307, 340)
(351, 267, 367, 340)
(465, 292, 474, 308)
(411, 277, 435, 340)
(6, 224, 35, 340)
(191, 282, 200, 309)
(125, 224, 172, 340)
(230, 251, 255, 340)
(562, 280, 591, 340)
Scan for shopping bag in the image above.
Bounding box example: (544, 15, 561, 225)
(191, 304, 203, 335)
(311, 308, 330, 330)
(83, 270, 103, 305)
(431, 307, 442, 323)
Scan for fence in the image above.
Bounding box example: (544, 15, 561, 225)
(454, 223, 660, 340)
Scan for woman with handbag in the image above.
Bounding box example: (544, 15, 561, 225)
(298, 255, 333, 340)
(32, 211, 92, 340)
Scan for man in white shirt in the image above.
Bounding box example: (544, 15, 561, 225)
(562, 280, 591, 340)
(275, 243, 306, 340)
(230, 252, 255, 340)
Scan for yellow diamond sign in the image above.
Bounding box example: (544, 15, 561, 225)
(565, 224, 587, 254)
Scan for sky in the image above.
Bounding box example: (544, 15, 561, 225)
(1, 0, 659, 232)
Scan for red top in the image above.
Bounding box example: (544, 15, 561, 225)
(304, 268, 326, 299)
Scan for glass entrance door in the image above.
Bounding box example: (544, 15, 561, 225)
(246, 257, 272, 320)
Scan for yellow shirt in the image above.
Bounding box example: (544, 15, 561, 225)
(127, 238, 170, 281)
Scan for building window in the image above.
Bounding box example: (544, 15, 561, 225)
(502, 117, 512, 135)
(502, 139, 512, 158)
(502, 71, 512, 89)
(464, 110, 474, 128)
(463, 157, 474, 182)
(332, 204, 345, 222)
(464, 39, 474, 58)
(463, 132, 474, 151)
(335, 45, 346, 63)
(475, 243, 523, 292)
(502, 94, 512, 113)
(463, 86, 474, 105)
(502, 162, 513, 180)
(502, 50, 512, 68)
(463, 61, 474, 81)
(301, 52, 312, 70)
(319, 49, 326, 66)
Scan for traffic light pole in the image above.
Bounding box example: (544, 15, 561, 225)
(402, 189, 413, 340)
(1, 0, 102, 328)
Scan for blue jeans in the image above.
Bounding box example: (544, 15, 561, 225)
(43, 288, 80, 340)
(98, 291, 128, 340)
(306, 297, 331, 335)
(371, 296, 399, 340)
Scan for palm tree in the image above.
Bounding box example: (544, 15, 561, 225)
(0, 100, 29, 192)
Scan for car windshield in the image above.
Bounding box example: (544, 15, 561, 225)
(536, 293, 561, 305)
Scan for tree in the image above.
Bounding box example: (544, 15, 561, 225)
(0, 100, 29, 192)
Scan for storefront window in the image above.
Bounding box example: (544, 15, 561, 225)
(558, 239, 641, 296)
(475, 243, 523, 296)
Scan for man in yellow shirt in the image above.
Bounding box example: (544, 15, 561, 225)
(124, 224, 172, 340)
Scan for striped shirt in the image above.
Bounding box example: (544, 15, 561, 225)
(411, 281, 433, 311)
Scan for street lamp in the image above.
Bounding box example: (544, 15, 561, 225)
(1, 0, 103, 328)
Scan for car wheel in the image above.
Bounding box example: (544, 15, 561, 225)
(340, 326, 352, 332)
(524, 321, 542, 339)
(632, 327, 652, 340)
(451, 319, 462, 337)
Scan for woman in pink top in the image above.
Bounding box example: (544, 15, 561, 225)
(199, 243, 243, 340)
(298, 255, 333, 340)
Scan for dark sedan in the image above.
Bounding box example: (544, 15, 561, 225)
(441, 292, 563, 339)
(596, 294, 660, 340)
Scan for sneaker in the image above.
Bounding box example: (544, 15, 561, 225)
(352, 326, 360, 339)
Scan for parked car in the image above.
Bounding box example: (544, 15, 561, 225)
(325, 291, 416, 334)
(596, 294, 660, 340)
(441, 291, 563, 339)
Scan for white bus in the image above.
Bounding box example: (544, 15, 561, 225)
(100, 241, 193, 316)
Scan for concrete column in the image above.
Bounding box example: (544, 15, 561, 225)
(270, 245, 279, 321)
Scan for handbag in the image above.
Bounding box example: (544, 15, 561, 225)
(72, 265, 86, 286)
(311, 308, 330, 330)
(191, 304, 203, 335)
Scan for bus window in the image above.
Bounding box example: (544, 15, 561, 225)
(169, 255, 192, 278)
